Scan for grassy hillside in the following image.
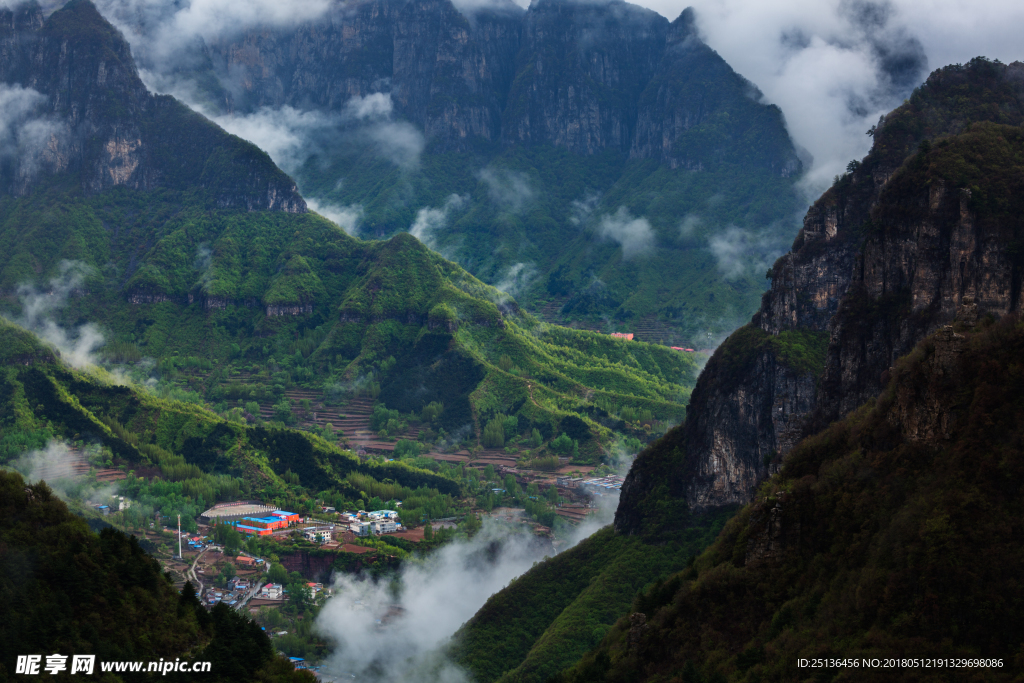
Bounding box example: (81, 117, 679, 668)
(0, 316, 461, 524)
(299, 142, 799, 345)
(0, 184, 699, 464)
(553, 316, 1024, 682)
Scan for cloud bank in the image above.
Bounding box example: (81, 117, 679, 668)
(14, 261, 105, 369)
(409, 194, 467, 251)
(479, 168, 534, 213)
(316, 504, 617, 683)
(707, 226, 782, 280)
(597, 207, 656, 259)
(635, 0, 1024, 197)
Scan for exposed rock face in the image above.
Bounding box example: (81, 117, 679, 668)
(680, 343, 818, 510)
(266, 303, 314, 316)
(616, 58, 1024, 532)
(502, 0, 666, 154)
(184, 0, 798, 171)
(0, 0, 306, 210)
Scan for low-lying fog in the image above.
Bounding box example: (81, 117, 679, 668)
(314, 493, 619, 682)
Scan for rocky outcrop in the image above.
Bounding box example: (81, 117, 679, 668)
(0, 0, 306, 210)
(183, 0, 798, 170)
(266, 303, 314, 316)
(616, 58, 1024, 531)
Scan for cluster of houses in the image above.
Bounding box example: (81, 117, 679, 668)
(205, 580, 249, 607)
(225, 510, 302, 536)
(258, 582, 328, 601)
(556, 475, 626, 496)
(340, 510, 402, 537)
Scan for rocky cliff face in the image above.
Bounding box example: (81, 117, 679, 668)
(617, 58, 1024, 531)
(0, 0, 306, 210)
(183, 0, 797, 172)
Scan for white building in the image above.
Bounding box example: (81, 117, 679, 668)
(367, 510, 398, 521)
(260, 583, 283, 599)
(303, 527, 332, 543)
(372, 519, 400, 534)
(350, 521, 371, 537)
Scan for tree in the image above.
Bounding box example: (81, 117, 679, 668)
(421, 401, 444, 423)
(424, 522, 434, 541)
(503, 415, 519, 441)
(484, 464, 496, 481)
(220, 562, 236, 585)
(482, 416, 505, 448)
(531, 428, 543, 447)
(287, 582, 312, 612)
(272, 400, 295, 424)
(550, 434, 575, 454)
(547, 486, 559, 505)
(223, 526, 242, 555)
(267, 563, 288, 585)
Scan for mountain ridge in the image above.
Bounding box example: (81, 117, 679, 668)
(616, 57, 1024, 529)
(0, 0, 306, 210)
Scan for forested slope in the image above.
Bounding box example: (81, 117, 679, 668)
(555, 316, 1024, 682)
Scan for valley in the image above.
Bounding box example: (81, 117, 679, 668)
(1, 0, 1023, 681)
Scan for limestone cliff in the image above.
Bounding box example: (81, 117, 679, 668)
(0, 0, 306, 211)
(617, 58, 1024, 532)
(188, 0, 798, 172)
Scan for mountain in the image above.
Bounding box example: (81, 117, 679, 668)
(451, 57, 1024, 682)
(555, 315, 1024, 680)
(0, 315, 460, 518)
(103, 0, 805, 344)
(0, 0, 305, 210)
(0, 0, 700, 466)
(0, 466, 314, 682)
(616, 57, 1024, 531)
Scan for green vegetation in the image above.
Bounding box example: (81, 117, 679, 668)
(0, 317, 463, 531)
(0, 182, 698, 460)
(552, 316, 1024, 682)
(0, 469, 312, 682)
(299, 139, 801, 344)
(450, 508, 734, 683)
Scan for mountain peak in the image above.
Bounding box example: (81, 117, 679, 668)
(0, 0, 306, 211)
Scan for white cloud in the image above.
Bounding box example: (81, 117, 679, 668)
(678, 213, 702, 236)
(95, 0, 332, 65)
(619, 0, 1024, 199)
(307, 198, 364, 234)
(207, 105, 337, 172)
(569, 191, 600, 226)
(597, 207, 656, 259)
(316, 504, 618, 682)
(409, 194, 467, 250)
(0, 84, 63, 180)
(478, 167, 534, 213)
(365, 120, 426, 170)
(707, 226, 781, 280)
(495, 262, 537, 296)
(344, 92, 394, 120)
(196, 94, 425, 175)
(14, 261, 105, 369)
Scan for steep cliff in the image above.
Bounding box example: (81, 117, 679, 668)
(0, 0, 305, 210)
(126, 0, 805, 343)
(196, 0, 797, 169)
(617, 57, 1024, 530)
(559, 315, 1024, 681)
